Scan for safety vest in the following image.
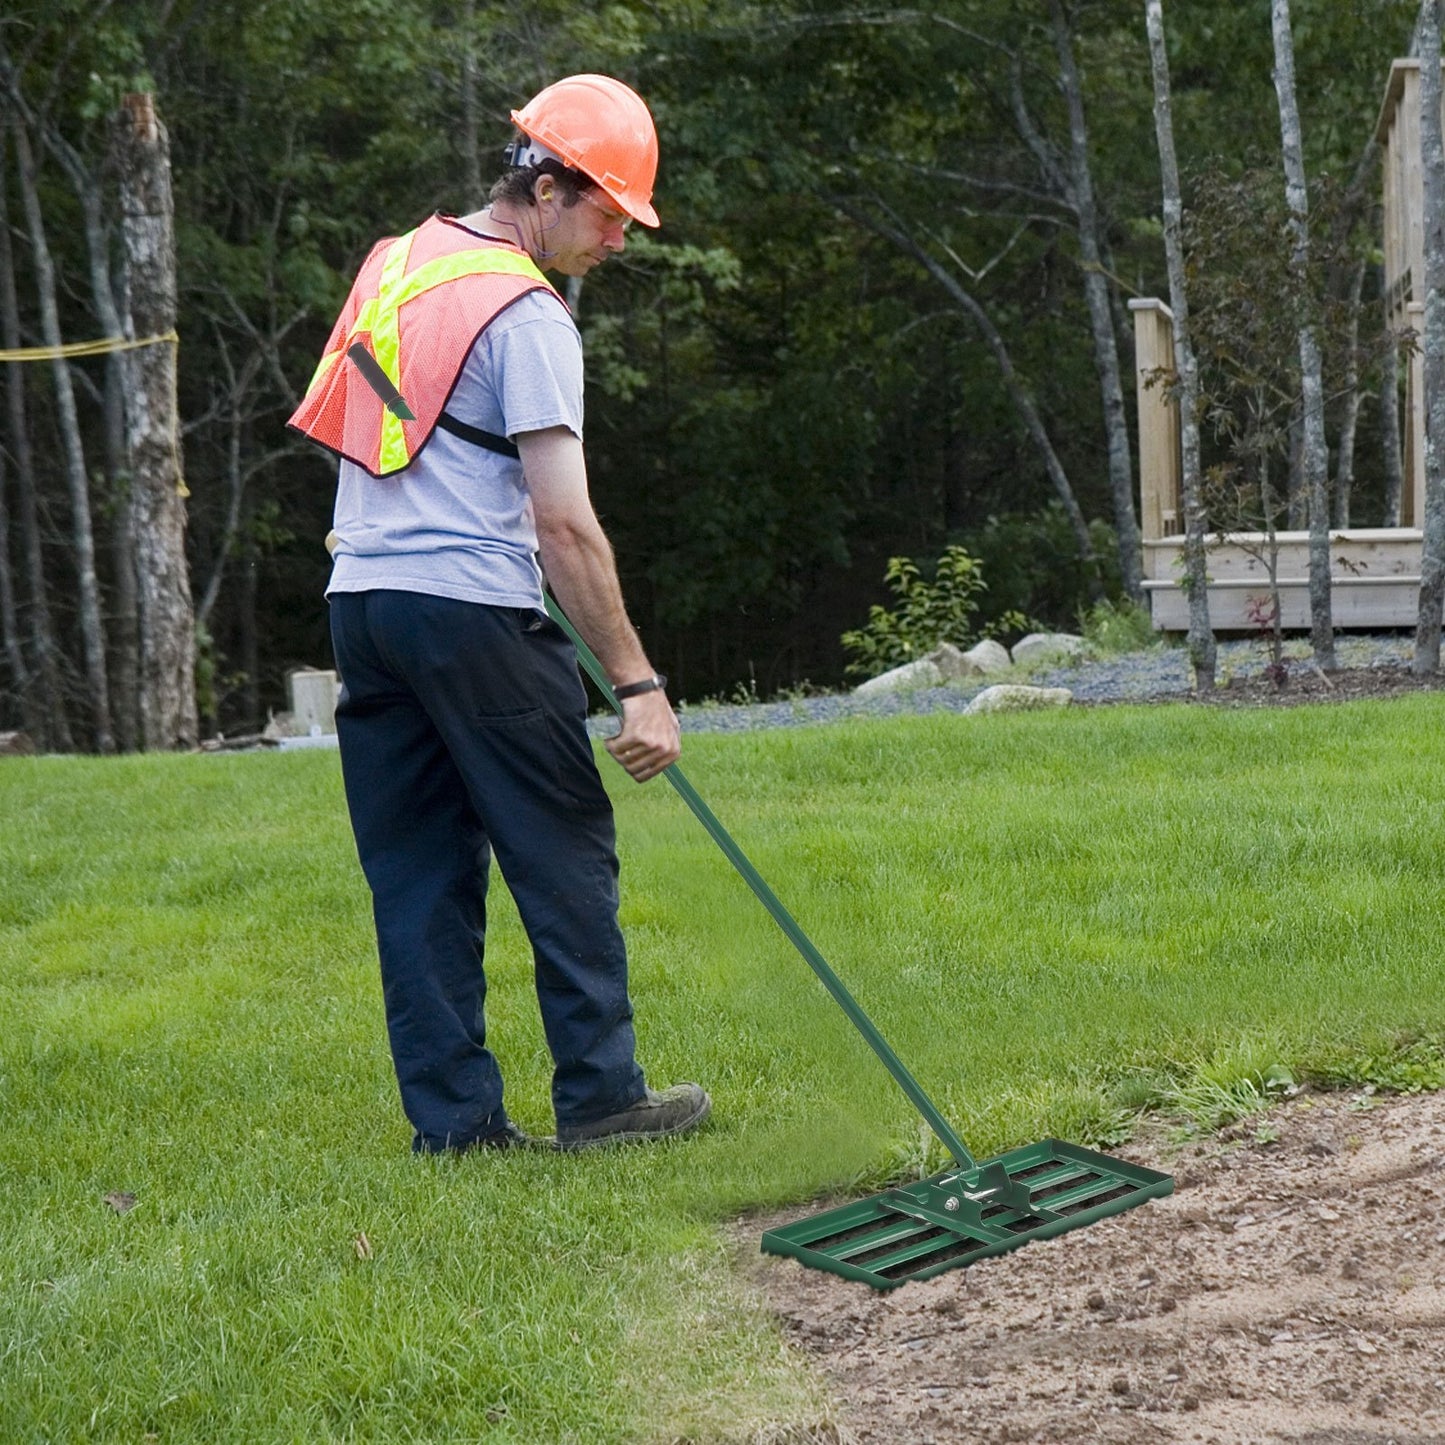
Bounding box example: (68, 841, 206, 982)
(288, 214, 561, 477)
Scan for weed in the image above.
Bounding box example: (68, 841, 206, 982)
(1079, 598, 1157, 656)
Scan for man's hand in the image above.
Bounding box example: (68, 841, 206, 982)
(605, 689, 680, 782)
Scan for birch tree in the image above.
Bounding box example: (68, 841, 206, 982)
(0, 137, 69, 747)
(1046, 0, 1142, 603)
(1381, 282, 1405, 527)
(10, 116, 114, 753)
(1414, 0, 1445, 672)
(38, 117, 141, 747)
(1271, 0, 1335, 670)
(0, 432, 26, 730)
(1144, 0, 1214, 690)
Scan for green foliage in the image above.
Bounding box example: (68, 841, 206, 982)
(1079, 598, 1158, 656)
(840, 545, 987, 678)
(962, 507, 1121, 627)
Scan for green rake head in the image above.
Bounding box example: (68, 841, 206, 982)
(762, 1139, 1173, 1289)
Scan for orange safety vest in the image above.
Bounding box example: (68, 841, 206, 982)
(288, 215, 561, 478)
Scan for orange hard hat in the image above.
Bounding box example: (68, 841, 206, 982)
(509, 74, 660, 229)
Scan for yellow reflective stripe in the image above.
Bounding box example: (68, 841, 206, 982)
(372, 233, 418, 473)
(390, 247, 552, 308)
(305, 346, 343, 397)
(306, 226, 556, 472)
(304, 299, 380, 400)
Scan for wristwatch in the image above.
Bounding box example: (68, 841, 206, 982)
(613, 673, 668, 701)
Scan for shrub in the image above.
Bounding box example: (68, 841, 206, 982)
(841, 545, 987, 678)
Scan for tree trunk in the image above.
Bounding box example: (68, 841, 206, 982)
(1145, 0, 1214, 689)
(240, 512, 260, 730)
(12, 118, 114, 752)
(1049, 0, 1143, 603)
(44, 118, 142, 747)
(459, 0, 484, 211)
(0, 140, 65, 747)
(1283, 405, 1306, 527)
(0, 434, 29, 729)
(1381, 267, 1405, 525)
(1332, 252, 1368, 528)
(195, 345, 261, 628)
(115, 93, 197, 749)
(1414, 0, 1445, 673)
(103, 351, 140, 749)
(1272, 0, 1334, 669)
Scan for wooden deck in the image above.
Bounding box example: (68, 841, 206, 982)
(1143, 528, 1424, 632)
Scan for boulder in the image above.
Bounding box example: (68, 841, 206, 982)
(964, 684, 1073, 715)
(1011, 631, 1087, 667)
(0, 731, 36, 757)
(926, 642, 982, 680)
(853, 658, 944, 697)
(963, 639, 1013, 675)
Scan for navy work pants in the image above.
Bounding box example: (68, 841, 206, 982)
(329, 590, 646, 1151)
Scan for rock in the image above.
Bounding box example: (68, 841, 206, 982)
(963, 639, 1013, 675)
(926, 643, 981, 680)
(262, 711, 297, 741)
(853, 658, 944, 697)
(964, 685, 1073, 715)
(0, 731, 36, 756)
(1011, 632, 1087, 667)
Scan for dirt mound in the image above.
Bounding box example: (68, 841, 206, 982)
(740, 1089, 1445, 1444)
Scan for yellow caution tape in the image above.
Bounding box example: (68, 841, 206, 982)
(0, 329, 179, 362)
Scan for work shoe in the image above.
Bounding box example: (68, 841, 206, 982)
(555, 1083, 711, 1151)
(473, 1121, 535, 1151)
(418, 1121, 536, 1155)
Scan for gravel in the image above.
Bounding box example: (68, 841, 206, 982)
(587, 634, 1422, 738)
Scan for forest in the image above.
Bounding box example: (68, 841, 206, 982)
(0, 0, 1427, 748)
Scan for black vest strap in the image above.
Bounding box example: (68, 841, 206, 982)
(436, 410, 520, 459)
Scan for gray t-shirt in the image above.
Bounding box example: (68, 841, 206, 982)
(326, 288, 582, 609)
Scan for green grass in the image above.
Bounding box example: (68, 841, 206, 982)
(3, 697, 1445, 1441)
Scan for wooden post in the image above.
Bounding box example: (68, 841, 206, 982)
(1409, 300, 1427, 527)
(115, 92, 198, 751)
(287, 669, 339, 736)
(1129, 298, 1182, 541)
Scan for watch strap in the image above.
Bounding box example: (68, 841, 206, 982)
(613, 673, 667, 701)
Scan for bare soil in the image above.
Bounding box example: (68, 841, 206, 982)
(1191, 663, 1445, 710)
(739, 1088, 1445, 1444)
(731, 667, 1445, 1445)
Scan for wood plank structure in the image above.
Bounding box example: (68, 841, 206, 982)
(1133, 59, 1432, 632)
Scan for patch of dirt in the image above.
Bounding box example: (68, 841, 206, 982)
(1180, 664, 1445, 709)
(738, 1089, 1445, 1444)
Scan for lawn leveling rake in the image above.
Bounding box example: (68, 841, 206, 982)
(547, 600, 1173, 1290)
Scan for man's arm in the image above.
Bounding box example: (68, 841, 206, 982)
(518, 425, 679, 783)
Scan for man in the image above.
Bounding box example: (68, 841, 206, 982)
(288, 75, 709, 1154)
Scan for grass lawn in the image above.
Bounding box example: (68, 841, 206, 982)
(3, 696, 1445, 1441)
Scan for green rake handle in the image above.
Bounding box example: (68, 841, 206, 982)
(544, 596, 980, 1174)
